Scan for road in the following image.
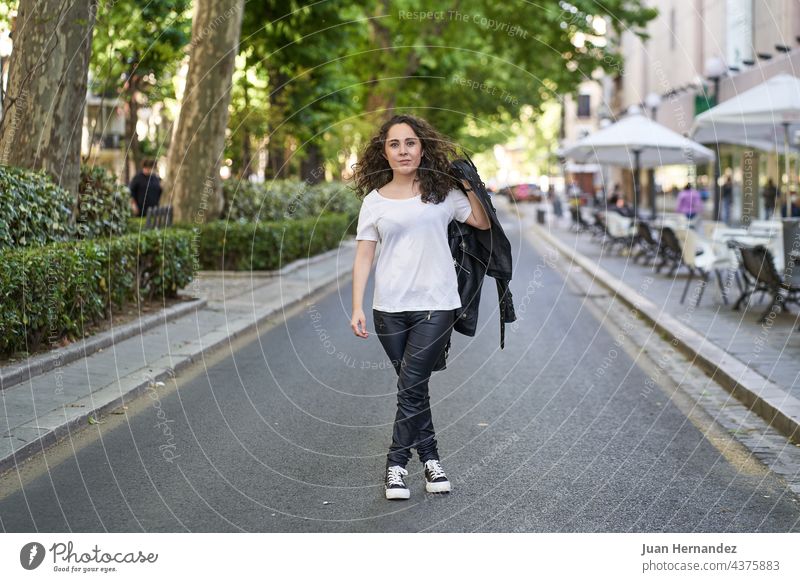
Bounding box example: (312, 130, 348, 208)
(1, 200, 799, 533)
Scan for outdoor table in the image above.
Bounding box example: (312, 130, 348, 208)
(748, 228, 780, 238)
(711, 228, 748, 240)
(711, 233, 774, 271)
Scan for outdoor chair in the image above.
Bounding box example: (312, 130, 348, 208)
(653, 226, 686, 276)
(569, 206, 588, 232)
(677, 228, 735, 306)
(587, 210, 606, 239)
(701, 220, 725, 240)
(732, 243, 800, 322)
(600, 211, 635, 254)
(725, 240, 757, 303)
(144, 205, 173, 229)
(632, 221, 661, 265)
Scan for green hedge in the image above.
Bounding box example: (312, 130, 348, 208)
(75, 166, 130, 239)
(0, 166, 75, 247)
(0, 165, 131, 249)
(192, 213, 350, 271)
(0, 229, 194, 355)
(221, 179, 360, 223)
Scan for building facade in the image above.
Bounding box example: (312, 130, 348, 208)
(560, 0, 800, 221)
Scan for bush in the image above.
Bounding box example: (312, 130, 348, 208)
(221, 179, 360, 224)
(0, 166, 75, 248)
(127, 217, 146, 232)
(0, 229, 195, 354)
(75, 166, 130, 239)
(194, 213, 350, 271)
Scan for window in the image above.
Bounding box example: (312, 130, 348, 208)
(577, 94, 591, 118)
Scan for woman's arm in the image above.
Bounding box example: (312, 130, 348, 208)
(460, 179, 491, 230)
(351, 239, 377, 338)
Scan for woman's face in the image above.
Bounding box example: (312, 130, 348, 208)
(383, 123, 423, 176)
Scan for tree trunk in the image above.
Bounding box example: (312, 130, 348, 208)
(166, 0, 244, 224)
(267, 136, 286, 179)
(266, 66, 289, 180)
(240, 81, 252, 179)
(0, 0, 97, 199)
(364, 1, 393, 122)
(241, 130, 253, 179)
(124, 75, 142, 183)
(300, 143, 324, 184)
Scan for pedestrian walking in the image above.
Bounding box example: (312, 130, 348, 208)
(721, 176, 733, 224)
(762, 178, 778, 219)
(676, 182, 703, 221)
(349, 114, 491, 500)
(550, 185, 563, 219)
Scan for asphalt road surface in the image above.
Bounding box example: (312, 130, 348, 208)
(1, 203, 799, 533)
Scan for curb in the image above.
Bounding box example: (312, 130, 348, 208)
(0, 247, 353, 475)
(531, 223, 800, 444)
(0, 298, 208, 393)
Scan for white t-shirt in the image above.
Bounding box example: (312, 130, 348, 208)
(356, 187, 473, 312)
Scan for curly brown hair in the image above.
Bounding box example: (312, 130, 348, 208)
(350, 114, 461, 204)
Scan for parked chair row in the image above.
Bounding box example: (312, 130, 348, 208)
(570, 210, 800, 322)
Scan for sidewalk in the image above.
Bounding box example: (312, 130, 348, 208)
(514, 201, 800, 442)
(0, 240, 356, 474)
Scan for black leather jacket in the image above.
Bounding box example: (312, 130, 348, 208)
(433, 155, 516, 371)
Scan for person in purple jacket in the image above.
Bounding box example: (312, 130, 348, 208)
(676, 183, 703, 220)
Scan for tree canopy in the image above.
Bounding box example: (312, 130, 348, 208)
(227, 0, 656, 179)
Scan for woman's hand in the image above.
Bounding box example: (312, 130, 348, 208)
(351, 308, 369, 338)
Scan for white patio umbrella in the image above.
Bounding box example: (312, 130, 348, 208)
(560, 111, 715, 217)
(692, 73, 800, 217)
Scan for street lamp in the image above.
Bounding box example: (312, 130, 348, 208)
(0, 29, 12, 121)
(645, 92, 662, 120)
(705, 56, 727, 222)
(645, 92, 662, 219)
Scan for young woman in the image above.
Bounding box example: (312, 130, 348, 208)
(350, 114, 491, 500)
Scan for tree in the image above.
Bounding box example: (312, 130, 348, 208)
(232, 1, 369, 181)
(230, 0, 656, 181)
(226, 50, 270, 180)
(355, 0, 656, 152)
(90, 0, 191, 181)
(0, 0, 97, 199)
(166, 0, 245, 223)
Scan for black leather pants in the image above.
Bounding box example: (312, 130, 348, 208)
(373, 308, 456, 468)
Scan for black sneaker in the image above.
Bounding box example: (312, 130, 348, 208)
(424, 459, 451, 493)
(385, 465, 410, 500)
